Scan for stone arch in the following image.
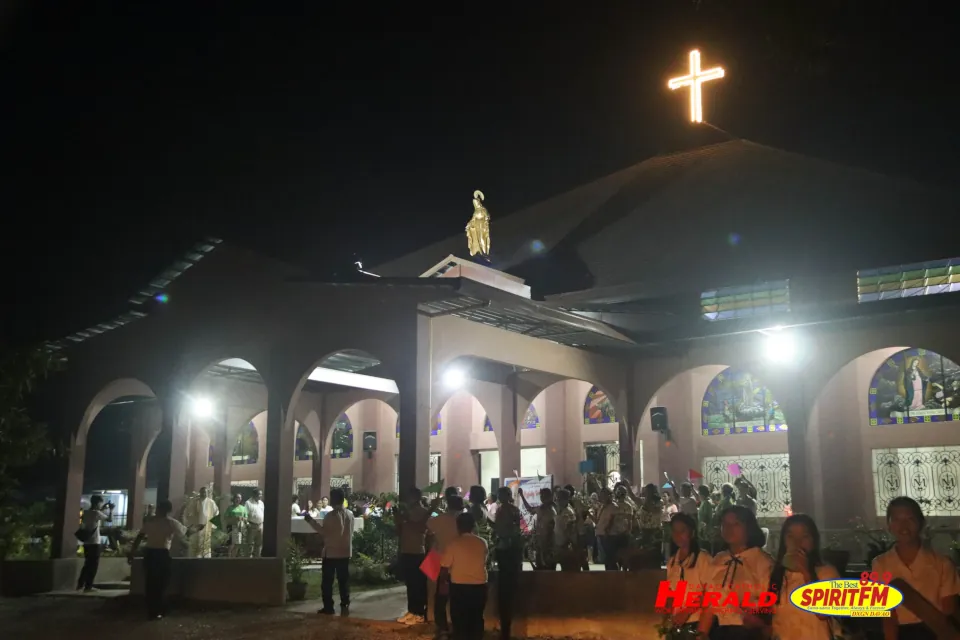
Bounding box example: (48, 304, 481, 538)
(807, 344, 960, 528)
(320, 398, 398, 495)
(76, 378, 157, 446)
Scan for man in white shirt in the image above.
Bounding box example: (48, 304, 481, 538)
(76, 495, 113, 591)
(184, 487, 219, 558)
(244, 489, 265, 557)
(129, 500, 193, 620)
(595, 488, 632, 570)
(306, 487, 355, 616)
(439, 512, 489, 640)
(427, 495, 463, 636)
(291, 495, 301, 517)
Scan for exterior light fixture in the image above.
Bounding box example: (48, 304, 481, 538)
(764, 331, 797, 364)
(191, 397, 214, 419)
(442, 368, 466, 390)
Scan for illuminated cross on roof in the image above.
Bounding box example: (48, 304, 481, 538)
(668, 49, 725, 123)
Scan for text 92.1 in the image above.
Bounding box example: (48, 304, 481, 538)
(860, 571, 893, 585)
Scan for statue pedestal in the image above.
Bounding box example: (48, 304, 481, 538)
(421, 255, 531, 299)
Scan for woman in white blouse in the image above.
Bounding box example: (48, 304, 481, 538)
(769, 514, 840, 640)
(697, 505, 774, 640)
(665, 512, 712, 633)
(873, 496, 960, 640)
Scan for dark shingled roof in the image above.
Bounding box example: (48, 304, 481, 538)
(375, 139, 959, 297)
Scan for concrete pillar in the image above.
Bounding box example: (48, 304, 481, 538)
(498, 384, 522, 482)
(262, 388, 295, 557)
(397, 313, 432, 492)
(53, 438, 86, 558)
(212, 411, 234, 516)
(620, 368, 640, 485)
(156, 402, 189, 513)
(764, 368, 813, 514)
(127, 403, 162, 530)
(446, 395, 476, 491)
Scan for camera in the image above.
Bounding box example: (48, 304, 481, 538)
(104, 501, 115, 509)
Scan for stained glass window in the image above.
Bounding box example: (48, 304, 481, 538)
(701, 368, 788, 435)
(584, 386, 616, 424)
(523, 404, 540, 429)
(700, 280, 790, 321)
(331, 415, 353, 459)
(483, 415, 494, 432)
(208, 443, 214, 467)
(868, 348, 960, 425)
(858, 258, 960, 302)
(232, 422, 259, 465)
(295, 423, 314, 461)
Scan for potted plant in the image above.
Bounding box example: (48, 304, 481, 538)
(285, 540, 308, 601)
(821, 533, 850, 576)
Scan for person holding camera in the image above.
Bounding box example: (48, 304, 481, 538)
(129, 500, 198, 620)
(76, 495, 113, 592)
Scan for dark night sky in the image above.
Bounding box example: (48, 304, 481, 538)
(2, 1, 958, 347)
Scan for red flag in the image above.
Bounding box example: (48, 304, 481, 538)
(688, 469, 704, 480)
(420, 550, 442, 582)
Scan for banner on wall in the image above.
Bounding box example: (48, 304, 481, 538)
(503, 475, 554, 533)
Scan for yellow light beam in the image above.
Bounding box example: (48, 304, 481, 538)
(668, 49, 725, 123)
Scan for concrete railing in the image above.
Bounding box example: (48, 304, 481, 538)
(129, 557, 285, 606)
(0, 558, 130, 596)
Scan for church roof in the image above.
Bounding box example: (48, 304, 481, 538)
(374, 140, 959, 297)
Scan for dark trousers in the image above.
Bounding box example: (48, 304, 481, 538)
(434, 580, 449, 631)
(599, 534, 627, 571)
(321, 557, 350, 610)
(495, 549, 521, 640)
(400, 553, 427, 616)
(143, 548, 171, 618)
(898, 624, 937, 640)
(450, 583, 487, 640)
(77, 543, 101, 589)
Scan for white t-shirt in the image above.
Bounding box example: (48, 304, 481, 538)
(141, 515, 189, 550)
(666, 549, 714, 623)
(677, 496, 699, 517)
(441, 533, 488, 585)
(319, 506, 333, 519)
(872, 546, 960, 625)
(706, 546, 775, 626)
(245, 499, 265, 525)
(315, 508, 354, 559)
(427, 512, 460, 552)
(291, 503, 301, 516)
(80, 509, 110, 543)
(771, 564, 839, 640)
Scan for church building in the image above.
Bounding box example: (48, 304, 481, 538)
(47, 137, 960, 570)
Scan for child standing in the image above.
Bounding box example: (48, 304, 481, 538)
(769, 514, 839, 640)
(697, 505, 774, 640)
(872, 496, 960, 640)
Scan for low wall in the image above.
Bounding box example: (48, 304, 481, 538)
(0, 558, 130, 596)
(130, 558, 285, 606)
(484, 569, 667, 639)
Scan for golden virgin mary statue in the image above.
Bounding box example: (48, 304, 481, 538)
(465, 190, 491, 257)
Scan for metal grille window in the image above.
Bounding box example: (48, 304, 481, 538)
(701, 453, 791, 518)
(858, 258, 960, 302)
(700, 280, 790, 321)
(872, 447, 960, 516)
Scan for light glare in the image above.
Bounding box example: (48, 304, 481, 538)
(443, 368, 466, 390)
(764, 332, 797, 364)
(191, 397, 214, 419)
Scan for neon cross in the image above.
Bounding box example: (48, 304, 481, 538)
(668, 49, 725, 123)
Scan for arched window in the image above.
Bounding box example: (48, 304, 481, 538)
(208, 443, 214, 467)
(331, 414, 353, 459)
(233, 422, 259, 464)
(295, 423, 314, 461)
(701, 368, 787, 435)
(483, 415, 493, 432)
(523, 404, 540, 429)
(395, 413, 443, 438)
(869, 348, 960, 425)
(584, 386, 616, 424)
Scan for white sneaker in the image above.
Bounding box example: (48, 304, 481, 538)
(404, 615, 426, 626)
(396, 613, 415, 624)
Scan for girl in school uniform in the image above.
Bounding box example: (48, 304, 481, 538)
(769, 514, 840, 640)
(666, 513, 713, 634)
(697, 505, 774, 640)
(872, 496, 960, 640)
